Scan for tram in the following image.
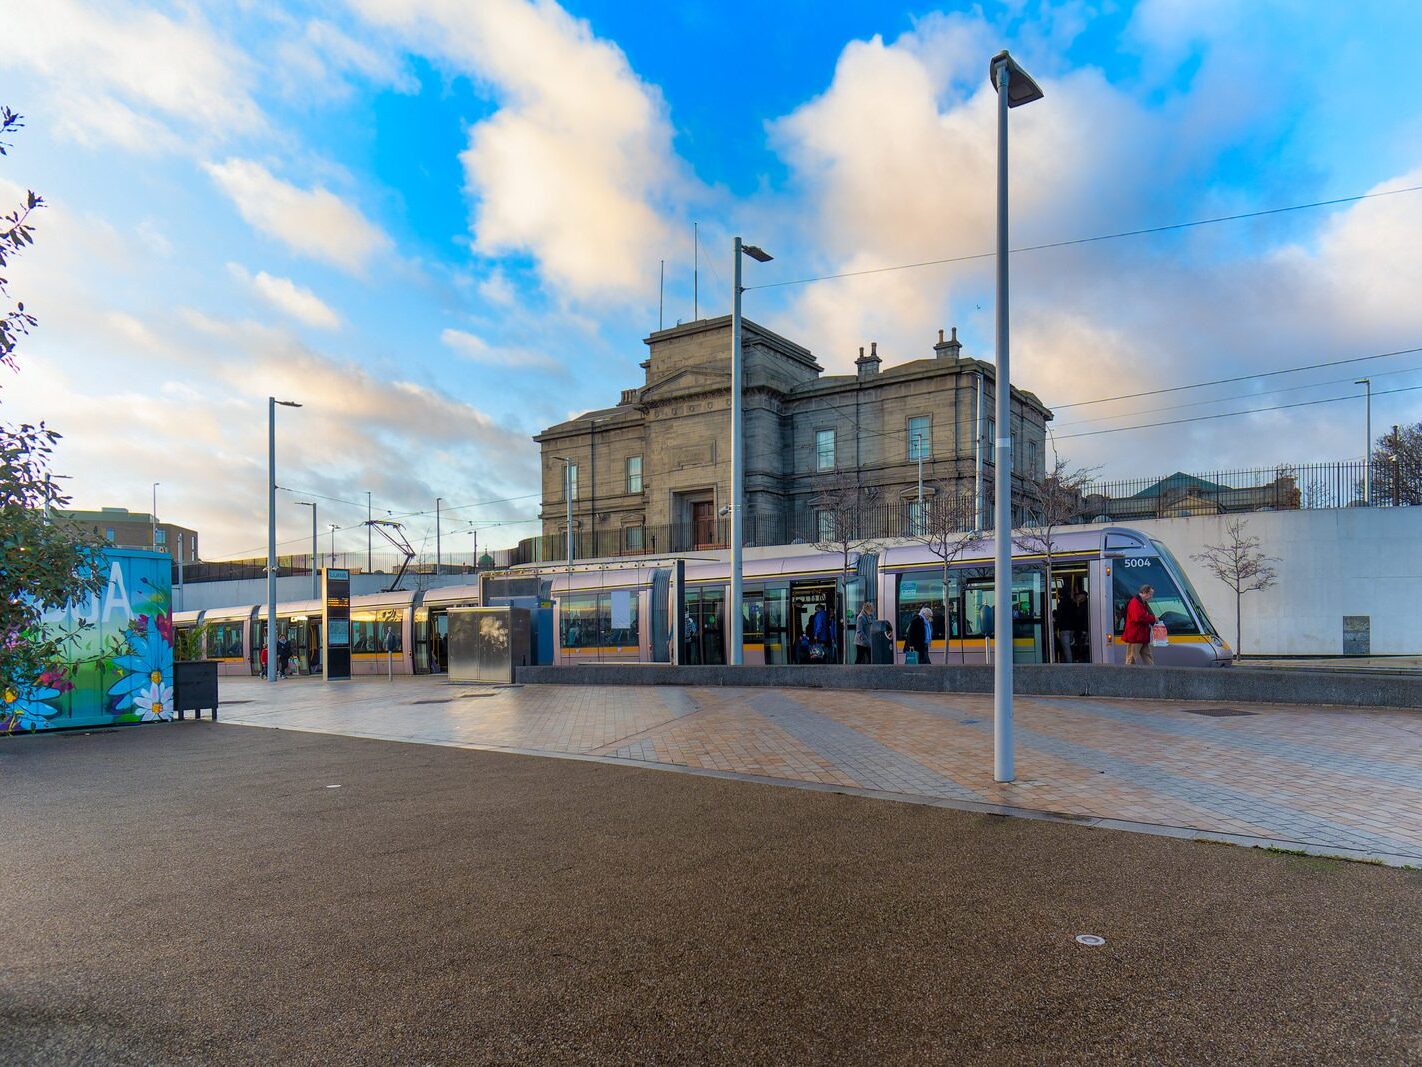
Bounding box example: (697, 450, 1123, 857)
(172, 526, 1231, 673)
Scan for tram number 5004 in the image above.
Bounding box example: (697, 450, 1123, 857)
(1121, 558, 1152, 568)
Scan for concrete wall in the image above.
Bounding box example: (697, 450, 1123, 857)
(175, 571, 478, 613)
(517, 663, 1422, 709)
(1118, 509, 1422, 656)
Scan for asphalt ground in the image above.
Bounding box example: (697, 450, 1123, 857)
(3, 723, 1420, 1066)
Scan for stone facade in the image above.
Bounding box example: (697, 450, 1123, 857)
(533, 316, 1051, 555)
(55, 506, 199, 562)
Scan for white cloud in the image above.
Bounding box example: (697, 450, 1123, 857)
(351, 0, 687, 302)
(204, 159, 392, 273)
(228, 264, 343, 330)
(274, 18, 420, 100)
(440, 327, 559, 369)
(1, 0, 262, 151)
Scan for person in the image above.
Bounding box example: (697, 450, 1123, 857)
(853, 602, 876, 664)
(1122, 583, 1158, 665)
(683, 611, 699, 664)
(277, 635, 292, 678)
(904, 605, 933, 664)
(309, 643, 320, 673)
(794, 632, 811, 665)
(1053, 590, 1086, 663)
(259, 644, 268, 675)
(807, 603, 833, 663)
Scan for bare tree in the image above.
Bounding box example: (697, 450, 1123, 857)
(1191, 517, 1278, 658)
(1014, 457, 1097, 662)
(811, 473, 879, 659)
(901, 481, 982, 662)
(1371, 423, 1422, 506)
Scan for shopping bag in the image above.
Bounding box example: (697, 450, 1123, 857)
(1150, 622, 1169, 647)
(905, 649, 919, 665)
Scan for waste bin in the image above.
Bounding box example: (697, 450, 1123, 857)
(870, 621, 895, 665)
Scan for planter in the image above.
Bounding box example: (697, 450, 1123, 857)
(173, 660, 219, 720)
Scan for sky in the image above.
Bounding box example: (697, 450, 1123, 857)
(3, 0, 1422, 559)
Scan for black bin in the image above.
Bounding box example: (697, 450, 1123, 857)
(173, 660, 219, 721)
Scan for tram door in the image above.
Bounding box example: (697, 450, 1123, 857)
(413, 610, 431, 674)
(250, 620, 268, 675)
(761, 583, 790, 664)
(682, 587, 725, 665)
(790, 580, 839, 662)
(1049, 567, 1091, 663)
(428, 609, 449, 673)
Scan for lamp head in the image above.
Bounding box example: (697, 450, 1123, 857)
(741, 243, 773, 263)
(1355, 378, 1370, 386)
(989, 50, 1044, 107)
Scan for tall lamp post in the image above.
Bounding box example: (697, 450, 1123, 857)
(366, 490, 373, 573)
(267, 397, 302, 682)
(989, 50, 1043, 783)
(435, 497, 442, 575)
(730, 236, 773, 667)
(328, 523, 338, 565)
(1356, 378, 1372, 505)
(552, 456, 574, 663)
(151, 482, 160, 549)
(296, 501, 318, 598)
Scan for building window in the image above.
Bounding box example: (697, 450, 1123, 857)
(984, 418, 995, 451)
(626, 455, 643, 494)
(906, 499, 925, 536)
(816, 429, 835, 472)
(154, 528, 167, 546)
(908, 416, 930, 460)
(105, 527, 115, 540)
(1027, 439, 1039, 477)
(625, 525, 645, 552)
(567, 464, 579, 500)
(817, 510, 835, 541)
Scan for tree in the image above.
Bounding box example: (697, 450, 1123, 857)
(1191, 517, 1278, 658)
(1371, 423, 1422, 506)
(810, 473, 879, 660)
(901, 480, 981, 662)
(0, 108, 108, 724)
(1014, 457, 1097, 662)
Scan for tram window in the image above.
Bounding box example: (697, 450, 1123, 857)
(561, 591, 640, 648)
(963, 580, 995, 638)
(208, 621, 244, 658)
(896, 572, 952, 640)
(1112, 558, 1198, 635)
(352, 612, 403, 652)
(742, 592, 765, 642)
(1151, 540, 1220, 637)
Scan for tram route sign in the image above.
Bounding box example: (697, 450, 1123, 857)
(323, 568, 351, 680)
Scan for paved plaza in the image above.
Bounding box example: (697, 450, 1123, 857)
(218, 676, 1422, 866)
(4, 722, 1420, 1064)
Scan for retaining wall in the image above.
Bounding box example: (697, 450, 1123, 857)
(514, 663, 1422, 710)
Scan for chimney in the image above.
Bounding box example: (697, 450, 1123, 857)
(934, 326, 963, 361)
(856, 341, 881, 380)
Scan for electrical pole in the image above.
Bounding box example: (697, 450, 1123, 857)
(366, 490, 372, 572)
(435, 497, 442, 575)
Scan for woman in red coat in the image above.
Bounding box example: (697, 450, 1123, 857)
(1122, 584, 1158, 665)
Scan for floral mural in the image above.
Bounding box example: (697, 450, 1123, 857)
(0, 549, 174, 734)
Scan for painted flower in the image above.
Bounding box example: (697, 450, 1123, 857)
(38, 667, 75, 695)
(133, 681, 173, 722)
(1, 681, 62, 732)
(107, 625, 174, 710)
(155, 612, 173, 646)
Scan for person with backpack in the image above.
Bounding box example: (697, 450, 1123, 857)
(807, 603, 834, 663)
(904, 605, 933, 664)
(1122, 584, 1158, 665)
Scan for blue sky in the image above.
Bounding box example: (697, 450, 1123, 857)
(3, 0, 1421, 557)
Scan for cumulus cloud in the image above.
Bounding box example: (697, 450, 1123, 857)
(228, 264, 343, 330)
(204, 159, 392, 273)
(351, 0, 686, 302)
(274, 18, 420, 100)
(1, 0, 262, 151)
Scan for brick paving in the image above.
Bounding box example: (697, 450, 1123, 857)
(218, 676, 1422, 865)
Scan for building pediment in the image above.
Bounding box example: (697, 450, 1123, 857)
(636, 366, 730, 405)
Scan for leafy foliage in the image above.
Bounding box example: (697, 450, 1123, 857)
(0, 107, 109, 697)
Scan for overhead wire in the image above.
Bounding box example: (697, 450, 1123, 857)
(743, 183, 1422, 292)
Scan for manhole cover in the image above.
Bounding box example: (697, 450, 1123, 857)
(1179, 707, 1256, 717)
(1075, 934, 1106, 947)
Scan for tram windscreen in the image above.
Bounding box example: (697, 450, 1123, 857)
(1112, 556, 1199, 636)
(1151, 540, 1220, 637)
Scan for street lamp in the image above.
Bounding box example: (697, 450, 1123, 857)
(989, 49, 1043, 783)
(267, 397, 302, 683)
(730, 236, 773, 667)
(435, 497, 442, 576)
(296, 501, 318, 598)
(328, 523, 338, 565)
(1356, 378, 1372, 505)
(552, 456, 574, 664)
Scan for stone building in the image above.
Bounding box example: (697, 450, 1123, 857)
(533, 316, 1051, 557)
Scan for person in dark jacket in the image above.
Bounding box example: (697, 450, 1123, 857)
(807, 603, 833, 663)
(903, 605, 933, 664)
(1122, 584, 1158, 665)
(853, 603, 876, 664)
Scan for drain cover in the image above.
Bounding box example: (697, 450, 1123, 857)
(1075, 934, 1106, 947)
(1179, 707, 1256, 717)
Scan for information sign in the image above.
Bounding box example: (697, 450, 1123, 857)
(323, 568, 351, 680)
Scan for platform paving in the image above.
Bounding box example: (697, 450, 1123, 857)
(216, 676, 1422, 866)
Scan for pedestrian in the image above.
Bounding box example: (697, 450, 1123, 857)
(277, 635, 292, 678)
(904, 605, 933, 664)
(854, 602, 876, 664)
(259, 643, 268, 675)
(1053, 589, 1088, 663)
(1122, 583, 1158, 665)
(807, 602, 833, 663)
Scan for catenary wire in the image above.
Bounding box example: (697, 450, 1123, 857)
(743, 183, 1422, 292)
